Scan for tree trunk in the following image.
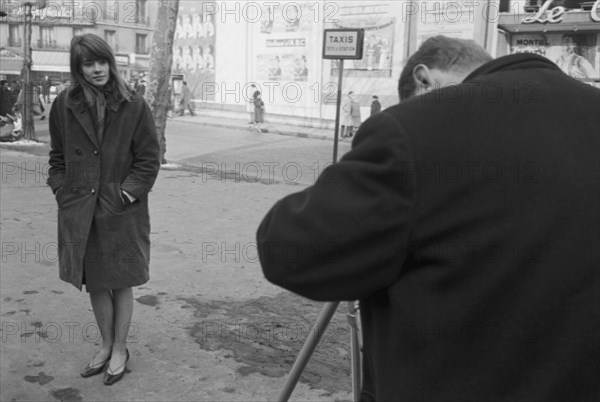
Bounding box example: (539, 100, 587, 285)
(145, 0, 179, 164)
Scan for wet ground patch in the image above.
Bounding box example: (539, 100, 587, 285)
(181, 292, 354, 394)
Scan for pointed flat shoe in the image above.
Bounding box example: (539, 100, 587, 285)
(80, 355, 110, 378)
(103, 349, 130, 386)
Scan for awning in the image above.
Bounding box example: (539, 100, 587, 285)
(32, 50, 70, 73)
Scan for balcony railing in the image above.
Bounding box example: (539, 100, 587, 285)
(35, 39, 68, 50)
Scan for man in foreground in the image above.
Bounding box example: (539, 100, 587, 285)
(257, 36, 600, 401)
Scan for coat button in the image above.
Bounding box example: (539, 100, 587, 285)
(75, 148, 82, 155)
(93, 150, 99, 155)
(90, 189, 96, 194)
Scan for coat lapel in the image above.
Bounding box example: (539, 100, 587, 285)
(70, 101, 99, 147)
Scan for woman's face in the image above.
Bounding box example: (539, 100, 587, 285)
(81, 59, 109, 87)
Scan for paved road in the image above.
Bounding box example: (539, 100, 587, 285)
(0, 116, 356, 402)
(165, 119, 352, 186)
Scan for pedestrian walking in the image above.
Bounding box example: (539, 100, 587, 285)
(340, 91, 353, 138)
(16, 84, 46, 120)
(370, 95, 381, 116)
(350, 93, 361, 135)
(246, 83, 257, 126)
(257, 35, 600, 401)
(136, 80, 146, 97)
(179, 81, 195, 116)
(251, 90, 265, 133)
(47, 33, 160, 386)
(41, 76, 51, 103)
(0, 80, 12, 118)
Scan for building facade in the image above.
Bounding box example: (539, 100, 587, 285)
(7, 1, 593, 126)
(0, 0, 157, 84)
(173, 1, 500, 127)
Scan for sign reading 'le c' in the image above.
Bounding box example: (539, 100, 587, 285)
(322, 29, 365, 60)
(522, 0, 600, 24)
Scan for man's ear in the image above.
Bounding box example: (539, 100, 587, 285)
(412, 64, 433, 91)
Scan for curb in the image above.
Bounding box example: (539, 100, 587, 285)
(173, 116, 347, 143)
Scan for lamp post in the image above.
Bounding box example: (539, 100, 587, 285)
(19, 0, 47, 141)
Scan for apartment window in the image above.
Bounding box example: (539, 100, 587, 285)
(135, 34, 147, 54)
(9, 24, 22, 47)
(104, 30, 116, 49)
(39, 26, 55, 48)
(136, 0, 147, 24)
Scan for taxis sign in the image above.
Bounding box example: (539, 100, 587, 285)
(323, 29, 364, 60)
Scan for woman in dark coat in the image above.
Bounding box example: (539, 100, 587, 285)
(47, 34, 160, 385)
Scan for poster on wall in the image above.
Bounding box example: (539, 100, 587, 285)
(255, 37, 310, 82)
(172, 1, 216, 100)
(511, 33, 599, 84)
(330, 17, 395, 77)
(253, 1, 315, 106)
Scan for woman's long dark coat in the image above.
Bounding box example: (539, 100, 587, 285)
(48, 90, 160, 291)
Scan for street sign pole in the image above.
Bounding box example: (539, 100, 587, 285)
(332, 58, 344, 163)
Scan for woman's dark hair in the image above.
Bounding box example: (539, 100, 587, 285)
(68, 33, 132, 104)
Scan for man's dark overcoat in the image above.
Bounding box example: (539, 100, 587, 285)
(257, 54, 600, 401)
(48, 89, 160, 291)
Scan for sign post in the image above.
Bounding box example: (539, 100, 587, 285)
(323, 28, 364, 162)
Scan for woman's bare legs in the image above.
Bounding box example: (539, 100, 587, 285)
(88, 287, 133, 372)
(88, 290, 114, 366)
(107, 287, 133, 373)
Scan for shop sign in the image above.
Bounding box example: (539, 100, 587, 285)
(522, 0, 600, 24)
(115, 55, 129, 66)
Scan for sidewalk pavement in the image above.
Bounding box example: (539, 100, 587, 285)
(173, 109, 354, 143)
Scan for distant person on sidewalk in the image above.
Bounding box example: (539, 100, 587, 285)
(340, 91, 353, 138)
(136, 80, 146, 97)
(246, 83, 257, 125)
(251, 90, 265, 133)
(41, 75, 51, 103)
(16, 84, 46, 120)
(47, 33, 160, 386)
(179, 81, 195, 116)
(370, 95, 381, 116)
(350, 93, 362, 136)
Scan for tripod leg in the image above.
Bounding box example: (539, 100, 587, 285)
(276, 301, 339, 402)
(346, 301, 362, 401)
